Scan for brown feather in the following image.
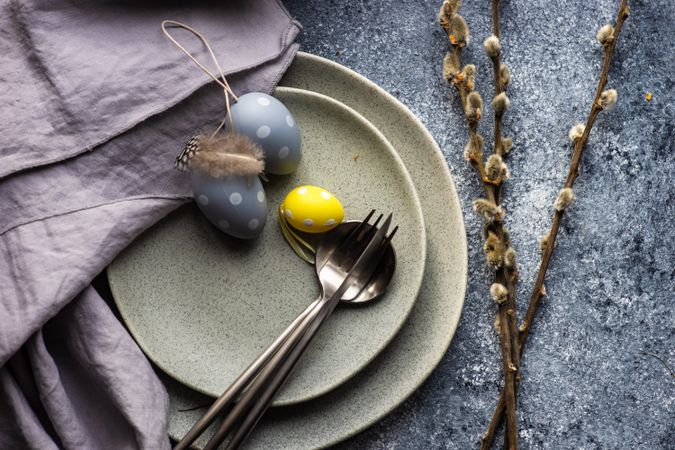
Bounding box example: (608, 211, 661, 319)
(189, 132, 264, 177)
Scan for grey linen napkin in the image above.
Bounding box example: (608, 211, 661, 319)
(0, 0, 300, 447)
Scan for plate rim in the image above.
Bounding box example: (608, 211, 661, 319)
(108, 86, 427, 405)
(167, 51, 468, 448)
(283, 53, 468, 442)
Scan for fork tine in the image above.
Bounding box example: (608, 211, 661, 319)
(379, 213, 393, 239)
(337, 212, 384, 268)
(316, 210, 375, 271)
(203, 213, 396, 450)
(353, 212, 383, 250)
(207, 215, 395, 450)
(345, 213, 392, 275)
(344, 222, 398, 300)
(357, 213, 381, 244)
(339, 210, 375, 247)
(360, 213, 391, 256)
(352, 211, 378, 242)
(328, 211, 379, 269)
(361, 209, 376, 226)
(386, 225, 399, 243)
(362, 213, 390, 251)
(350, 212, 381, 247)
(370, 213, 384, 232)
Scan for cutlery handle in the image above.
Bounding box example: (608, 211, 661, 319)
(205, 213, 392, 449)
(173, 296, 322, 450)
(203, 294, 338, 450)
(226, 296, 340, 450)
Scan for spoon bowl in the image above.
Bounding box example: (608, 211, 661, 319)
(315, 220, 396, 304)
(201, 212, 396, 450)
(174, 213, 397, 450)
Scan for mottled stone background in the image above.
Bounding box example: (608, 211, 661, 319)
(284, 0, 674, 448)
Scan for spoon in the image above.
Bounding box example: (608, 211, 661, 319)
(316, 219, 396, 303)
(173, 218, 396, 450)
(204, 213, 396, 450)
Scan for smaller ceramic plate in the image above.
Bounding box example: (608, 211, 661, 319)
(108, 88, 426, 405)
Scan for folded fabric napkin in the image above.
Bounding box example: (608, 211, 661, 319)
(0, 0, 300, 447)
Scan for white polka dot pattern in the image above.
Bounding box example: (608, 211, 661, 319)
(226, 92, 301, 175)
(256, 126, 271, 138)
(229, 192, 242, 205)
(191, 170, 266, 239)
(248, 219, 260, 230)
(280, 185, 344, 233)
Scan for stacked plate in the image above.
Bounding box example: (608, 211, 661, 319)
(107, 53, 467, 449)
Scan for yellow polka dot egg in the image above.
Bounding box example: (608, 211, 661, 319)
(281, 186, 344, 233)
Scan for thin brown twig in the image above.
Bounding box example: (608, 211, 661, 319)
(492, 0, 500, 38)
(487, 1, 518, 448)
(491, 0, 503, 159)
(480, 2, 630, 448)
(454, 46, 468, 106)
(503, 269, 519, 448)
(442, 3, 518, 447)
(495, 268, 518, 450)
(491, 2, 520, 448)
(641, 352, 675, 380)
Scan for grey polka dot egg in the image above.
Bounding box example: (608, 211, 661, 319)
(227, 92, 301, 175)
(191, 172, 267, 240)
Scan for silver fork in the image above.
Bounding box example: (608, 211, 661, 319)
(206, 213, 396, 450)
(203, 212, 395, 450)
(174, 211, 396, 450)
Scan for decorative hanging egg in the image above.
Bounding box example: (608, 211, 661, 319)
(226, 92, 301, 175)
(191, 171, 267, 240)
(281, 186, 344, 233)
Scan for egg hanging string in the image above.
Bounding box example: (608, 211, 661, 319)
(163, 21, 313, 251)
(162, 21, 268, 181)
(161, 20, 238, 133)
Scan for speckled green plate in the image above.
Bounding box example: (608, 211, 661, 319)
(163, 53, 467, 449)
(108, 88, 426, 406)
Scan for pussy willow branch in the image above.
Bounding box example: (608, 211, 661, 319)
(491, 0, 500, 38)
(481, 1, 630, 448)
(487, 2, 519, 449)
(441, 4, 518, 448)
(491, 1, 504, 162)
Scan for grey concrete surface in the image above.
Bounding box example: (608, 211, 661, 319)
(284, 0, 674, 448)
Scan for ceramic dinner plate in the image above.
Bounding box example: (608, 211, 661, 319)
(108, 88, 427, 405)
(163, 53, 468, 449)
